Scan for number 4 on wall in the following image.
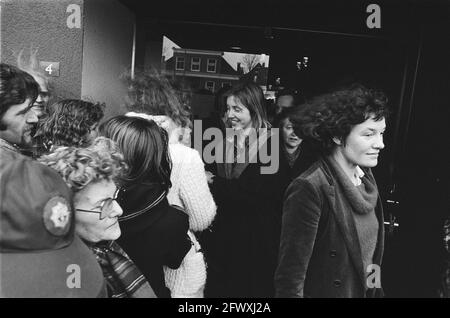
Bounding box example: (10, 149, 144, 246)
(39, 61, 60, 77)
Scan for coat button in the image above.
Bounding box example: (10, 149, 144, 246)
(333, 279, 342, 287)
(330, 250, 337, 257)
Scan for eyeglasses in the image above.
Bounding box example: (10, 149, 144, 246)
(76, 188, 120, 220)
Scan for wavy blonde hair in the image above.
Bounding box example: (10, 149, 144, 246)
(39, 137, 128, 192)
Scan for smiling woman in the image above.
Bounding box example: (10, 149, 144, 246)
(275, 84, 390, 298)
(204, 81, 291, 297)
(39, 137, 156, 298)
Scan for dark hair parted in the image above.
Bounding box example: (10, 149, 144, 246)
(35, 99, 104, 149)
(122, 69, 191, 128)
(0, 63, 39, 128)
(290, 84, 389, 154)
(223, 81, 271, 130)
(99, 115, 172, 191)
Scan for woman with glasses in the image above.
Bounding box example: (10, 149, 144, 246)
(39, 137, 156, 298)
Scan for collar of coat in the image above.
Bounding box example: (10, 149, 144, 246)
(317, 156, 385, 291)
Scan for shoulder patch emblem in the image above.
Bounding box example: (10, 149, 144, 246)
(43, 196, 71, 236)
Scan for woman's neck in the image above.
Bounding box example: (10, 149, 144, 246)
(241, 126, 253, 137)
(285, 143, 300, 155)
(331, 148, 359, 184)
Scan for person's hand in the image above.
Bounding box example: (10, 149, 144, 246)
(205, 171, 215, 184)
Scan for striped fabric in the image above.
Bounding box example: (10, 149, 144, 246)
(88, 240, 156, 298)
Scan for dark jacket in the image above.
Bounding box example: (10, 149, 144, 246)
(275, 157, 385, 298)
(117, 182, 191, 298)
(203, 134, 291, 297)
(280, 139, 318, 181)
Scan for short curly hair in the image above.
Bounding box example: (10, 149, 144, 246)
(35, 99, 104, 150)
(39, 137, 127, 192)
(290, 84, 389, 154)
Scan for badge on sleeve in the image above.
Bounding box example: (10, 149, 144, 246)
(43, 196, 72, 236)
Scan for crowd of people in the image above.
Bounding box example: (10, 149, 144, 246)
(1, 57, 394, 298)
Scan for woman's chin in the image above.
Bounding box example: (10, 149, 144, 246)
(104, 224, 121, 241)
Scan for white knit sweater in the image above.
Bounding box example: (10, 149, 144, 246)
(125, 112, 217, 297)
(164, 143, 217, 298)
(166, 143, 216, 232)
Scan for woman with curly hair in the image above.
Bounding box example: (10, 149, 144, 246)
(35, 99, 104, 154)
(275, 84, 389, 298)
(39, 137, 156, 298)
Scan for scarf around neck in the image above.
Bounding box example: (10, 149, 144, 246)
(87, 240, 156, 298)
(325, 156, 379, 215)
(283, 144, 302, 168)
(219, 129, 273, 180)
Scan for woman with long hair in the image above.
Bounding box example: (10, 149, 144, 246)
(275, 84, 388, 297)
(205, 81, 290, 297)
(123, 70, 216, 298)
(100, 115, 191, 298)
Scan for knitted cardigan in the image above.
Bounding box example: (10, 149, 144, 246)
(164, 142, 217, 298)
(125, 112, 217, 297)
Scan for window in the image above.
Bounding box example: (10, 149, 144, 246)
(222, 82, 231, 88)
(205, 81, 215, 92)
(191, 57, 201, 71)
(207, 59, 217, 73)
(176, 57, 185, 70)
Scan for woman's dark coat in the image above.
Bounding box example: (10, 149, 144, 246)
(274, 157, 385, 298)
(203, 135, 290, 297)
(117, 183, 191, 298)
(280, 139, 318, 181)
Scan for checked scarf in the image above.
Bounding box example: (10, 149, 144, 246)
(88, 240, 156, 298)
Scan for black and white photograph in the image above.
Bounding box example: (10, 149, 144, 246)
(0, 0, 449, 303)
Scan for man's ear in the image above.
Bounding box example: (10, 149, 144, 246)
(332, 137, 342, 146)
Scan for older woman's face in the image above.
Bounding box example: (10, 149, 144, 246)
(226, 96, 252, 131)
(74, 179, 123, 242)
(337, 116, 386, 168)
(31, 74, 49, 119)
(282, 118, 302, 150)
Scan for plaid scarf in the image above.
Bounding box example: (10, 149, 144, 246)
(87, 240, 156, 298)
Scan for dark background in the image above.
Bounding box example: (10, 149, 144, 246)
(120, 0, 450, 297)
